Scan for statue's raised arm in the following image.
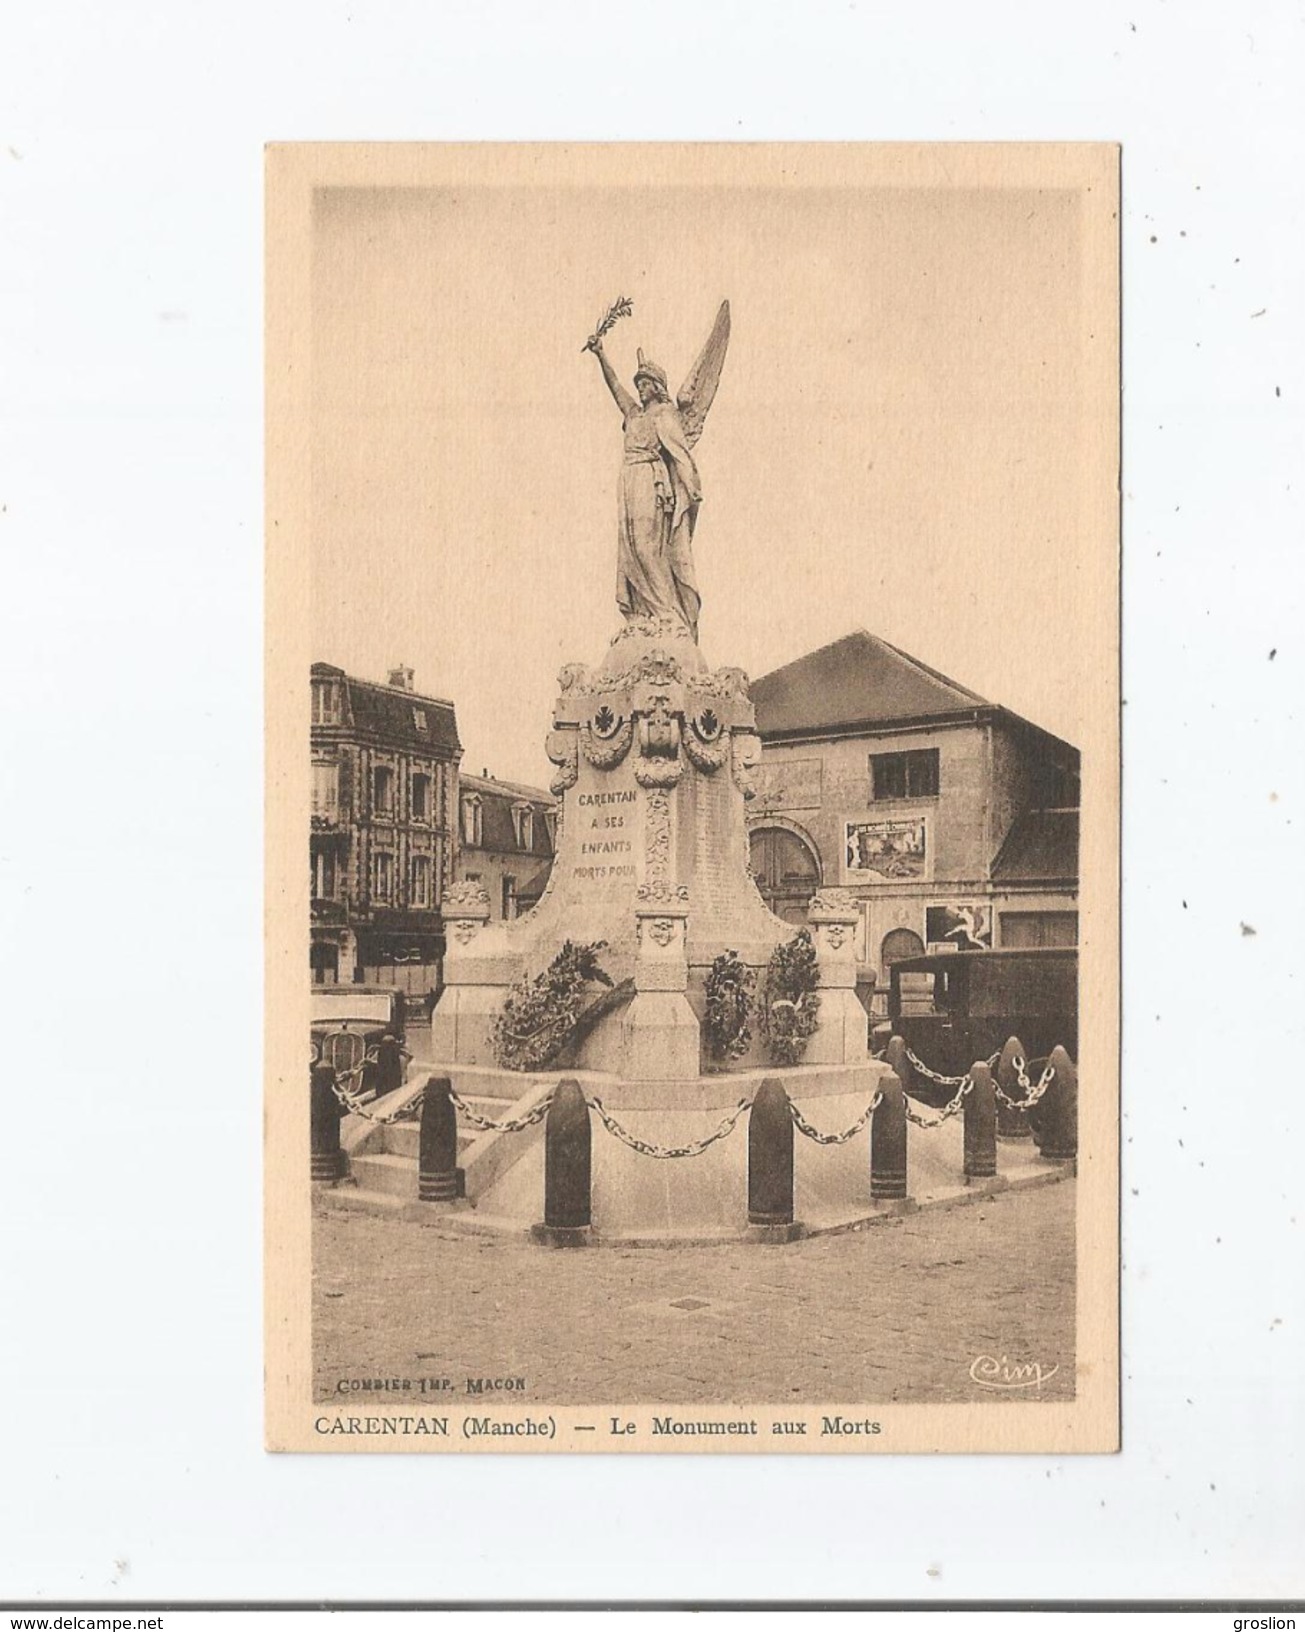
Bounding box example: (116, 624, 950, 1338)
(676, 300, 731, 448)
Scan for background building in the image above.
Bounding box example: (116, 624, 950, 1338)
(748, 631, 1079, 990)
(310, 662, 461, 992)
(456, 771, 557, 920)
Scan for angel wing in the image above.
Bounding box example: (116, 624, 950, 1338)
(676, 300, 731, 448)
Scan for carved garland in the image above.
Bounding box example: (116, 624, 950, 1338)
(643, 788, 672, 885)
(580, 712, 634, 769)
(809, 887, 860, 917)
(683, 707, 730, 773)
(444, 881, 491, 913)
(688, 665, 751, 702)
(636, 879, 689, 907)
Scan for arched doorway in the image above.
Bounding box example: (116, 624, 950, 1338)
(749, 824, 821, 924)
(880, 927, 925, 969)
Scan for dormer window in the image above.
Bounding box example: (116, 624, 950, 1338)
(413, 707, 428, 732)
(311, 680, 342, 725)
(512, 803, 535, 851)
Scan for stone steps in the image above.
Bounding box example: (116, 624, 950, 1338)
(381, 1122, 476, 1161)
(347, 1151, 421, 1199)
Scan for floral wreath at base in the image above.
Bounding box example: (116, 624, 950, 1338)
(491, 940, 616, 1073)
(759, 928, 822, 1067)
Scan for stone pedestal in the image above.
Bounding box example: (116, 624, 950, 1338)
(623, 884, 699, 1080)
(421, 620, 895, 1239)
(804, 889, 870, 1066)
(429, 882, 499, 1065)
(432, 617, 790, 1084)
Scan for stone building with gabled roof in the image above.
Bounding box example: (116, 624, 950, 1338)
(310, 662, 462, 992)
(747, 630, 1080, 985)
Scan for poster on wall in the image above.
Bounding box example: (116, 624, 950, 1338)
(844, 816, 928, 880)
(751, 756, 823, 811)
(925, 902, 993, 951)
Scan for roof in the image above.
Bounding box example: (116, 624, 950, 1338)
(459, 772, 556, 807)
(990, 808, 1080, 884)
(460, 773, 556, 859)
(312, 662, 461, 754)
(518, 860, 554, 899)
(751, 630, 991, 739)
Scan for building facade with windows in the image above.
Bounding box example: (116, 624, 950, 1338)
(310, 662, 461, 992)
(747, 631, 1080, 986)
(455, 772, 557, 921)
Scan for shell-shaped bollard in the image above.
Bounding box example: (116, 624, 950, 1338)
(964, 1061, 998, 1181)
(539, 1079, 592, 1243)
(996, 1035, 1034, 1141)
(1039, 1045, 1079, 1162)
(748, 1078, 794, 1227)
(418, 1076, 460, 1203)
(310, 1062, 343, 1184)
(871, 1069, 908, 1201)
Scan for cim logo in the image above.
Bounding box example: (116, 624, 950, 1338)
(969, 1354, 1060, 1391)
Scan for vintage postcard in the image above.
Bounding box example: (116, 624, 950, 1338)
(266, 143, 1119, 1453)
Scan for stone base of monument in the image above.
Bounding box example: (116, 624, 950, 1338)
(332, 1056, 1077, 1245)
(326, 1064, 1070, 1244)
(388, 622, 1074, 1246)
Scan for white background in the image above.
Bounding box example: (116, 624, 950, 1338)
(2, 0, 1303, 1606)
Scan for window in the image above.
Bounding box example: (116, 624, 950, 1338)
(373, 764, 395, 816)
(461, 794, 483, 847)
(1034, 756, 1081, 810)
(413, 707, 428, 732)
(311, 681, 342, 725)
(311, 848, 336, 900)
(411, 854, 431, 908)
(871, 749, 939, 801)
(502, 875, 518, 920)
(311, 761, 339, 820)
(411, 772, 431, 822)
(372, 850, 394, 901)
(543, 811, 557, 848)
(999, 911, 1078, 949)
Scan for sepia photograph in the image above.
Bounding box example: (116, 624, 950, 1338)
(266, 142, 1120, 1453)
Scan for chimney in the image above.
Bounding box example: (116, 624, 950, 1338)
(387, 665, 414, 692)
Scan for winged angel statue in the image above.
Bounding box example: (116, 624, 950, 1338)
(585, 300, 731, 642)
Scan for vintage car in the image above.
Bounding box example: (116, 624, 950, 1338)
(310, 984, 408, 1101)
(884, 947, 1078, 1105)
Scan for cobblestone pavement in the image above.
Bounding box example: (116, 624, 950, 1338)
(313, 1179, 1075, 1406)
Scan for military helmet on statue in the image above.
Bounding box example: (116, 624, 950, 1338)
(633, 349, 669, 394)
